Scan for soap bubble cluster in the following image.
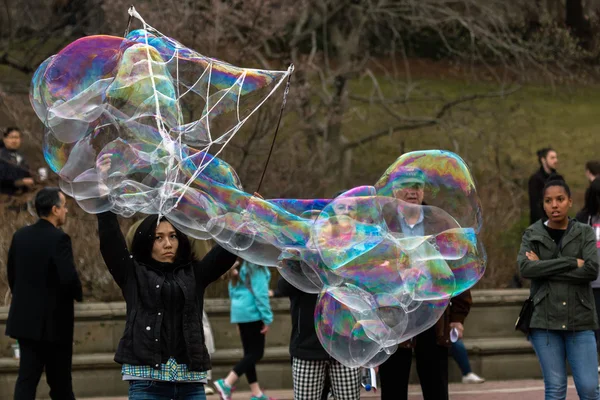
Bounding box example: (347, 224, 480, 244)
(30, 8, 485, 367)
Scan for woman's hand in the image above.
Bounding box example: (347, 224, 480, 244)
(16, 178, 35, 188)
(260, 324, 270, 335)
(577, 259, 585, 268)
(95, 154, 113, 197)
(526, 251, 540, 261)
(450, 322, 464, 339)
(96, 153, 112, 180)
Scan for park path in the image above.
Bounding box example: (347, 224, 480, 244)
(85, 378, 580, 400)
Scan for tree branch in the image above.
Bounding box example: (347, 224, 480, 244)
(343, 86, 521, 150)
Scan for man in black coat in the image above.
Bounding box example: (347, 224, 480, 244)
(5, 187, 83, 400)
(528, 147, 563, 224)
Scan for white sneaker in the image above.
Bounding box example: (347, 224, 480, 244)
(205, 385, 215, 395)
(597, 366, 600, 373)
(462, 372, 485, 384)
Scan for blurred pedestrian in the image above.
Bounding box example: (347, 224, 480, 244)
(0, 127, 34, 196)
(5, 187, 83, 400)
(586, 161, 600, 184)
(214, 259, 275, 400)
(583, 160, 600, 216)
(379, 168, 473, 400)
(519, 180, 599, 399)
(276, 274, 361, 400)
(528, 147, 563, 225)
(576, 177, 600, 371)
(450, 339, 485, 384)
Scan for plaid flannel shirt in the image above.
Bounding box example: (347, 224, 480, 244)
(122, 357, 207, 382)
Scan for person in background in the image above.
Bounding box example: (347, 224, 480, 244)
(202, 310, 216, 395)
(0, 127, 34, 195)
(528, 147, 563, 225)
(586, 161, 600, 184)
(584, 160, 600, 214)
(214, 260, 275, 400)
(576, 177, 600, 372)
(269, 192, 353, 400)
(275, 274, 362, 400)
(5, 188, 83, 399)
(519, 180, 599, 399)
(379, 167, 473, 400)
(451, 339, 485, 384)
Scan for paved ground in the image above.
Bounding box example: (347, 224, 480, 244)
(85, 378, 579, 400)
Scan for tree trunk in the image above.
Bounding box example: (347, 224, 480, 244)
(565, 0, 592, 47)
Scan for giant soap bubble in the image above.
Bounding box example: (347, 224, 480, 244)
(30, 7, 485, 367)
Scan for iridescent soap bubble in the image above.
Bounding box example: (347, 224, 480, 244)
(30, 8, 485, 368)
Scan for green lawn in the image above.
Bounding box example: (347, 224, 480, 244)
(1, 66, 600, 295)
(343, 78, 600, 200)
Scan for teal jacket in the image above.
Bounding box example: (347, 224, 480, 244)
(518, 219, 599, 331)
(229, 261, 273, 325)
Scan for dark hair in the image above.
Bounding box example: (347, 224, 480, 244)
(229, 259, 244, 286)
(131, 215, 192, 265)
(583, 178, 600, 217)
(1, 127, 21, 149)
(229, 260, 265, 289)
(35, 187, 63, 217)
(586, 160, 600, 177)
(536, 147, 555, 165)
(543, 180, 571, 198)
(4, 127, 21, 137)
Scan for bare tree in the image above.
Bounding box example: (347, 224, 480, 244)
(0, 0, 104, 75)
(0, 0, 595, 299)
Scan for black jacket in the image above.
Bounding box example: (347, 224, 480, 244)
(0, 147, 30, 195)
(528, 167, 564, 224)
(97, 212, 236, 371)
(276, 276, 330, 360)
(5, 219, 82, 342)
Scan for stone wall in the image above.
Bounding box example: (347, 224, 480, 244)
(0, 289, 538, 398)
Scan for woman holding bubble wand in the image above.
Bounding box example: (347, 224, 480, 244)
(95, 153, 237, 400)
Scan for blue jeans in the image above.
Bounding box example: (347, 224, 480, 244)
(529, 329, 600, 400)
(128, 380, 206, 400)
(450, 339, 472, 376)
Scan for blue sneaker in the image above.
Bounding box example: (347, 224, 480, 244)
(214, 379, 233, 400)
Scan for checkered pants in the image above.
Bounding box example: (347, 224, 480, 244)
(292, 358, 361, 400)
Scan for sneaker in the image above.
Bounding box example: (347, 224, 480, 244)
(598, 365, 600, 373)
(214, 379, 232, 400)
(250, 394, 276, 400)
(462, 372, 485, 384)
(205, 385, 215, 395)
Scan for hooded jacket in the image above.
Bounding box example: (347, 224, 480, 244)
(229, 261, 273, 325)
(0, 147, 31, 195)
(97, 212, 236, 371)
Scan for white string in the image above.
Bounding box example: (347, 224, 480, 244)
(126, 7, 293, 214)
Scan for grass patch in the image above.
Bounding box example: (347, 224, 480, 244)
(1, 69, 599, 299)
